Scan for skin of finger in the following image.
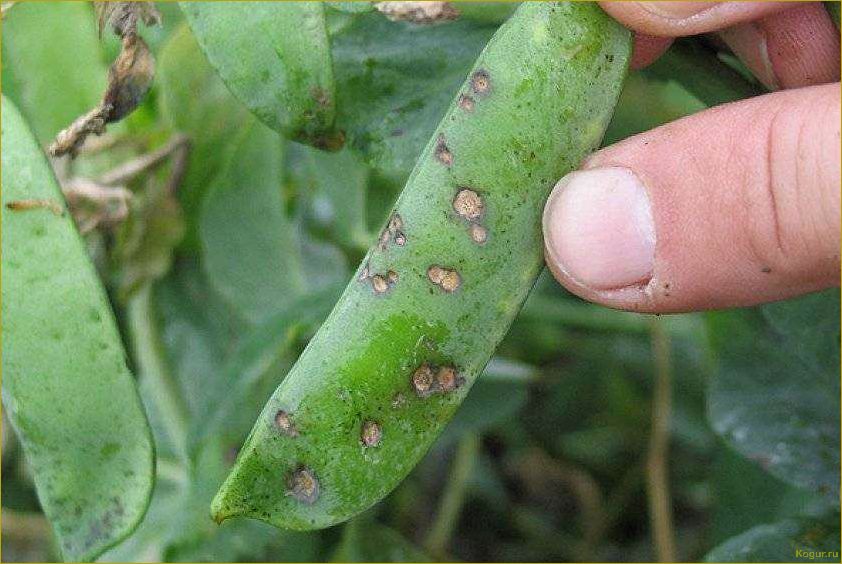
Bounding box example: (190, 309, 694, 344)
(598, 1, 796, 37)
(760, 3, 841, 89)
(546, 83, 841, 314)
(720, 4, 841, 91)
(630, 33, 674, 70)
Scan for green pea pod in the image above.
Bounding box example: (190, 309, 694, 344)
(1, 96, 154, 561)
(212, 2, 630, 530)
(180, 1, 342, 149)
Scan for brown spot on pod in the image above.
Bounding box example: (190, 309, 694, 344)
(453, 188, 484, 221)
(378, 213, 406, 250)
(378, 229, 392, 251)
(434, 134, 453, 167)
(411, 362, 462, 397)
(469, 223, 488, 244)
(458, 94, 475, 112)
(274, 410, 299, 437)
(436, 366, 462, 392)
(363, 269, 399, 295)
(358, 263, 370, 281)
(287, 467, 319, 504)
(427, 265, 461, 293)
(360, 420, 382, 447)
(470, 69, 490, 95)
(371, 274, 389, 295)
(388, 213, 403, 232)
(411, 363, 435, 397)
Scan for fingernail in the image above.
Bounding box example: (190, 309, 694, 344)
(639, 1, 716, 19)
(543, 167, 655, 291)
(719, 24, 779, 90)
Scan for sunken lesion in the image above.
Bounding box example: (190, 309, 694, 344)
(360, 420, 382, 447)
(274, 410, 299, 437)
(361, 266, 399, 295)
(286, 466, 319, 504)
(453, 188, 489, 245)
(469, 223, 488, 244)
(453, 188, 484, 221)
(470, 69, 491, 96)
(434, 134, 453, 167)
(410, 362, 464, 397)
(427, 265, 461, 293)
(378, 212, 406, 250)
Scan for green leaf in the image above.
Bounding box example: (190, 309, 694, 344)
(453, 2, 519, 24)
(157, 22, 250, 250)
(191, 282, 344, 450)
(711, 442, 836, 545)
(646, 38, 763, 107)
(1, 96, 153, 561)
(762, 291, 840, 378)
(441, 359, 534, 443)
(331, 13, 496, 182)
(105, 263, 324, 561)
(301, 145, 372, 252)
(705, 517, 841, 562)
(326, 2, 375, 14)
(102, 437, 322, 563)
(707, 291, 840, 504)
(604, 70, 706, 145)
(1, 2, 107, 144)
(199, 120, 308, 323)
(331, 517, 429, 562)
(180, 2, 340, 148)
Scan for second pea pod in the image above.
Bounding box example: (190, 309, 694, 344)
(212, 2, 631, 530)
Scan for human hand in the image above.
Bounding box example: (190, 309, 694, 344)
(542, 1, 840, 313)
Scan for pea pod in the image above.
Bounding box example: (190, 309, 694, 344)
(1, 96, 154, 561)
(180, 1, 342, 149)
(212, 2, 630, 530)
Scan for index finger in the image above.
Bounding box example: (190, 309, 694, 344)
(600, 1, 797, 36)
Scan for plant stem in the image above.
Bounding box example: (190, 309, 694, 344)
(127, 284, 190, 462)
(423, 433, 480, 558)
(646, 316, 676, 562)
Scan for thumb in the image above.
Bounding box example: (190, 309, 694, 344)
(542, 83, 840, 313)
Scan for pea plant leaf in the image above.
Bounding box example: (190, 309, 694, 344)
(103, 263, 327, 561)
(0, 96, 154, 562)
(157, 22, 251, 250)
(704, 517, 841, 563)
(296, 144, 372, 253)
(1, 2, 107, 145)
(330, 12, 497, 182)
(707, 290, 841, 504)
(199, 120, 309, 324)
(180, 2, 340, 149)
(331, 516, 430, 562)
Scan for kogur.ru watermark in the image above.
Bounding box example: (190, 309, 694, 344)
(795, 549, 841, 560)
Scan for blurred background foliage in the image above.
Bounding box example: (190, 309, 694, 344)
(1, 2, 839, 562)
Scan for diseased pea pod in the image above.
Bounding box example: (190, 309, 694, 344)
(180, 1, 342, 149)
(212, 2, 630, 530)
(1, 96, 154, 561)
